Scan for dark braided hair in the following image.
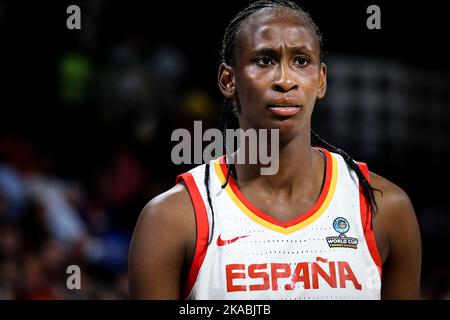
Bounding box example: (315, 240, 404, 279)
(204, 0, 379, 244)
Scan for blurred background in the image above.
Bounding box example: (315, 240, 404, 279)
(0, 0, 449, 299)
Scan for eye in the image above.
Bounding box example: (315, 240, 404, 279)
(255, 56, 275, 66)
(294, 56, 310, 67)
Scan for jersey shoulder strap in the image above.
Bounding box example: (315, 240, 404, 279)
(355, 161, 382, 276)
(176, 169, 210, 298)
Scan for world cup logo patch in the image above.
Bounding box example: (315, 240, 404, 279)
(326, 217, 358, 249)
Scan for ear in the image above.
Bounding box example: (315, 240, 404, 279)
(218, 63, 236, 99)
(317, 62, 327, 100)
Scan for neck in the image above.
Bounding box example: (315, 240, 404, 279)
(233, 129, 323, 196)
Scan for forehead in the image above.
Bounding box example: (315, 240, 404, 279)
(237, 8, 319, 53)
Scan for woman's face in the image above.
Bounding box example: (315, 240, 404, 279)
(220, 9, 327, 140)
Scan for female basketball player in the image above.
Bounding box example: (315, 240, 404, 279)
(129, 0, 421, 299)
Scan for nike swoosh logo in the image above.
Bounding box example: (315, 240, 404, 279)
(216, 234, 250, 247)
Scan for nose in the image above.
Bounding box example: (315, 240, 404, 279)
(271, 62, 298, 92)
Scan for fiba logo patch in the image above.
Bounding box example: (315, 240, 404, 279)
(326, 217, 358, 249)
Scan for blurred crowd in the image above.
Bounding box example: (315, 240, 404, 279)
(0, 37, 219, 299)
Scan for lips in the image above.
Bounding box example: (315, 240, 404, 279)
(268, 97, 301, 116)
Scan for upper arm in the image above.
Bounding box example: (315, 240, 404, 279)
(128, 183, 196, 299)
(370, 173, 422, 299)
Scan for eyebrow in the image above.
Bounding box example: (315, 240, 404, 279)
(250, 45, 315, 56)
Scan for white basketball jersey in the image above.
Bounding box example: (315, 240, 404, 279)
(176, 148, 382, 300)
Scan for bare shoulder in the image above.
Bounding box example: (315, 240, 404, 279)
(139, 183, 195, 232)
(128, 182, 196, 299)
(368, 171, 415, 223)
(368, 172, 422, 299)
(369, 171, 421, 258)
(132, 182, 196, 255)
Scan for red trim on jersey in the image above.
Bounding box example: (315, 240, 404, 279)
(218, 147, 333, 228)
(356, 162, 383, 277)
(175, 172, 209, 299)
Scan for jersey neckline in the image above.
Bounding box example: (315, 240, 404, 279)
(213, 147, 338, 235)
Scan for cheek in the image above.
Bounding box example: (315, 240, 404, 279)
(236, 68, 267, 104)
(299, 71, 321, 99)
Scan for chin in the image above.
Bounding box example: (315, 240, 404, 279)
(274, 117, 310, 141)
(242, 114, 305, 136)
(273, 115, 301, 129)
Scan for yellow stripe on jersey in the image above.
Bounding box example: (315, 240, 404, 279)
(213, 154, 338, 235)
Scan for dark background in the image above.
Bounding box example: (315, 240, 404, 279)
(0, 0, 449, 299)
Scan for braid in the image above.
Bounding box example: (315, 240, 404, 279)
(204, 99, 240, 245)
(311, 129, 382, 225)
(204, 163, 215, 245)
(219, 99, 239, 188)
